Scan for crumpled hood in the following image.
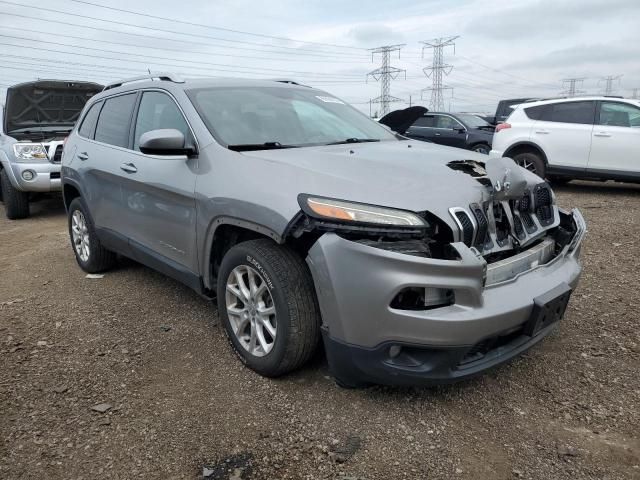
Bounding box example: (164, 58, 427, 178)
(237, 140, 540, 232)
(4, 80, 103, 134)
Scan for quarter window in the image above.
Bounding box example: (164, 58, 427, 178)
(133, 91, 190, 150)
(77, 101, 103, 139)
(599, 102, 640, 128)
(94, 93, 137, 148)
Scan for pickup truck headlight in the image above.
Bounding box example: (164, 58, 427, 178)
(299, 195, 427, 227)
(13, 143, 48, 162)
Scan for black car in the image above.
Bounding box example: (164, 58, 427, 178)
(404, 112, 495, 154)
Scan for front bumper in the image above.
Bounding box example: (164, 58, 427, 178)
(5, 161, 61, 192)
(306, 209, 586, 386)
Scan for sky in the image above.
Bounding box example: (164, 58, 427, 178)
(0, 0, 639, 115)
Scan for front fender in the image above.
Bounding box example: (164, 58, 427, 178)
(0, 149, 21, 190)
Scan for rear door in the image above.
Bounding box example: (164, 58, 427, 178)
(529, 100, 596, 170)
(587, 101, 640, 174)
(120, 90, 199, 274)
(75, 92, 137, 237)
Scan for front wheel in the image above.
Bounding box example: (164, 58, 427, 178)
(513, 152, 546, 179)
(1, 169, 30, 219)
(217, 239, 321, 377)
(471, 143, 490, 155)
(67, 198, 116, 273)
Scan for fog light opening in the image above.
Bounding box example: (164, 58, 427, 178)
(390, 287, 454, 311)
(22, 170, 35, 181)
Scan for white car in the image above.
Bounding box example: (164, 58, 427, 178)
(490, 96, 640, 183)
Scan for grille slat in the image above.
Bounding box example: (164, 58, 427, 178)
(52, 145, 63, 163)
(454, 210, 474, 246)
(471, 205, 489, 250)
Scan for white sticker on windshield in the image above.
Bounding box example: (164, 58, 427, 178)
(315, 95, 344, 104)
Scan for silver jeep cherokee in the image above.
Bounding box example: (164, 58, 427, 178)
(0, 80, 102, 219)
(62, 74, 586, 387)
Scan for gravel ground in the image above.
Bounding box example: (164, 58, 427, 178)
(1, 182, 639, 480)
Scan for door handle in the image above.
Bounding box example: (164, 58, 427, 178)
(435, 132, 441, 136)
(535, 130, 550, 134)
(77, 152, 89, 160)
(120, 163, 138, 174)
(594, 132, 612, 137)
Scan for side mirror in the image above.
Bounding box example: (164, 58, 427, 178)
(138, 129, 196, 156)
(455, 127, 466, 134)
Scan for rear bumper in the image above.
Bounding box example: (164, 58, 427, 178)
(307, 209, 586, 386)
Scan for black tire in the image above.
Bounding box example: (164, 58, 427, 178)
(513, 152, 546, 179)
(1, 169, 30, 219)
(471, 143, 490, 155)
(217, 239, 321, 378)
(67, 197, 116, 273)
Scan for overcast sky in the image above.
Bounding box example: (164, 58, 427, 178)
(1, 0, 639, 115)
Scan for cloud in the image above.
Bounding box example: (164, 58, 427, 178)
(347, 24, 405, 46)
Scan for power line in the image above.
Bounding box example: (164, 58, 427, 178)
(420, 36, 458, 112)
(0, 12, 365, 60)
(456, 55, 558, 89)
(560, 77, 587, 97)
(0, 24, 370, 65)
(0, 0, 366, 58)
(0, 34, 366, 78)
(366, 44, 406, 117)
(68, 0, 365, 51)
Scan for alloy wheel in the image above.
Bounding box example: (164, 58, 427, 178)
(225, 265, 277, 357)
(71, 210, 90, 262)
(518, 158, 537, 173)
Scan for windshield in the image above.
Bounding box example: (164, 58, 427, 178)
(187, 86, 397, 148)
(456, 114, 490, 128)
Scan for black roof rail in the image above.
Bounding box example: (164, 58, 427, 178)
(103, 73, 185, 91)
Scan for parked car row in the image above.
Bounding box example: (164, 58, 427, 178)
(1, 74, 587, 389)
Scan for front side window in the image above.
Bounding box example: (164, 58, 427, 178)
(186, 86, 396, 148)
(94, 93, 137, 148)
(540, 101, 595, 125)
(78, 101, 103, 139)
(599, 102, 640, 128)
(133, 91, 190, 150)
(436, 116, 463, 130)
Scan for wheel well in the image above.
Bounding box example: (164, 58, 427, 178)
(503, 143, 547, 165)
(209, 224, 273, 288)
(63, 184, 81, 211)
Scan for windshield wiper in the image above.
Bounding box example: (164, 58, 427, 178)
(325, 138, 380, 145)
(227, 142, 299, 152)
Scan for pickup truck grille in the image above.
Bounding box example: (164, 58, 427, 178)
(52, 145, 63, 163)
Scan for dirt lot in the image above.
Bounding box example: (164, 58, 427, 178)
(1, 182, 639, 480)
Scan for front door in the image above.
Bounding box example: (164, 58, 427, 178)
(119, 90, 199, 274)
(588, 101, 640, 175)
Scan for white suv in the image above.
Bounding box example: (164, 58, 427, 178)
(490, 97, 640, 183)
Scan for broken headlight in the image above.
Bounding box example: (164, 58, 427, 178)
(299, 194, 427, 227)
(13, 143, 48, 162)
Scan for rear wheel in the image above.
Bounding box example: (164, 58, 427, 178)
(0, 169, 30, 219)
(513, 151, 546, 179)
(217, 239, 321, 377)
(67, 197, 116, 273)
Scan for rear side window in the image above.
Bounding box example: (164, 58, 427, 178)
(133, 91, 190, 150)
(94, 93, 137, 148)
(413, 116, 435, 127)
(599, 102, 640, 127)
(77, 101, 103, 139)
(538, 101, 595, 125)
